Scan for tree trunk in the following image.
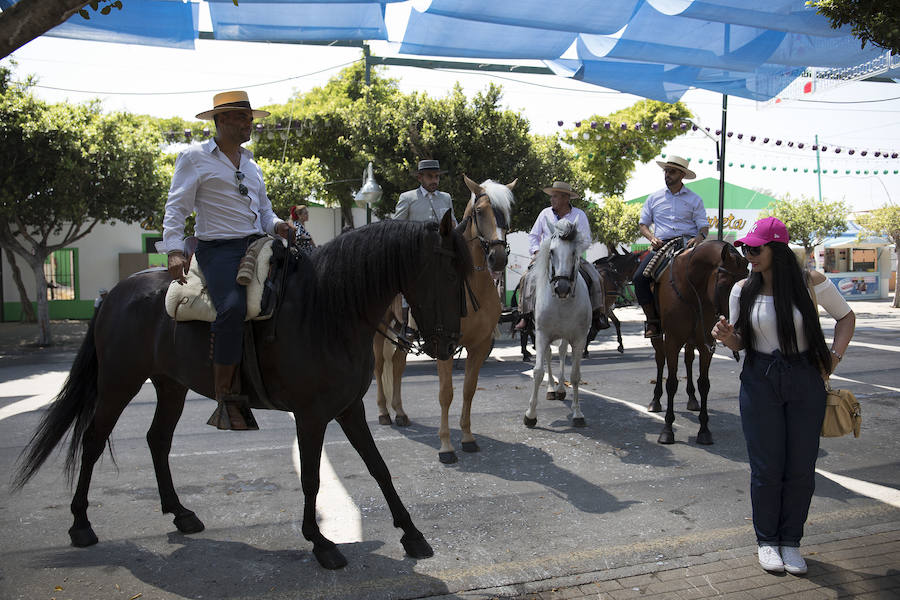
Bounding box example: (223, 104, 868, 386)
(3, 249, 36, 322)
(29, 259, 52, 346)
(0, 0, 89, 59)
(341, 202, 356, 229)
(894, 245, 899, 309)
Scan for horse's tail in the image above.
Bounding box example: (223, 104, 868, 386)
(11, 315, 101, 491)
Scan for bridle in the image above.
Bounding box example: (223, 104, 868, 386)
(548, 235, 579, 292)
(463, 192, 510, 271)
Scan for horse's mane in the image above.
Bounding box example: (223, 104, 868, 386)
(468, 179, 514, 226)
(306, 220, 470, 332)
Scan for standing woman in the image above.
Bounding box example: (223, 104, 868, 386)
(290, 204, 316, 255)
(712, 217, 855, 575)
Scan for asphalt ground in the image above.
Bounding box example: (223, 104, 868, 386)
(0, 301, 898, 600)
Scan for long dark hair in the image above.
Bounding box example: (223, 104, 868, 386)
(735, 242, 831, 372)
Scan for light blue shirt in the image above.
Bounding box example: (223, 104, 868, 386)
(639, 186, 707, 241)
(528, 206, 591, 255)
(163, 139, 283, 254)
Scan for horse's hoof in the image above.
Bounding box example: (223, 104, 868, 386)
(556, 390, 567, 401)
(461, 440, 479, 453)
(617, 346, 624, 354)
(546, 391, 557, 401)
(438, 451, 458, 464)
(658, 431, 675, 445)
(696, 431, 714, 445)
(69, 526, 98, 548)
(173, 511, 205, 534)
(313, 544, 348, 570)
(572, 417, 587, 428)
(394, 414, 410, 427)
(378, 415, 392, 425)
(686, 398, 700, 412)
(523, 415, 537, 428)
(647, 401, 662, 413)
(401, 532, 434, 559)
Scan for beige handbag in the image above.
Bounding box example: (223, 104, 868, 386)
(822, 382, 861, 438)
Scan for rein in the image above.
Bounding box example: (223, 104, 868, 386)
(462, 193, 510, 272)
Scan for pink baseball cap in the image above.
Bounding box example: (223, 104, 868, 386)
(735, 216, 790, 247)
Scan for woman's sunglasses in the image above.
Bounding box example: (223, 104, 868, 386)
(741, 245, 762, 257)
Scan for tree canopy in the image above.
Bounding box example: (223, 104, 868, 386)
(759, 193, 849, 257)
(855, 204, 900, 307)
(586, 195, 642, 254)
(808, 0, 900, 55)
(0, 66, 169, 344)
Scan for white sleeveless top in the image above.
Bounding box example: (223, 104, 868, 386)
(728, 278, 851, 354)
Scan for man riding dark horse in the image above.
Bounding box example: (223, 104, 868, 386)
(632, 156, 709, 338)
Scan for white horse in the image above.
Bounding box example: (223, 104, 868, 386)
(524, 219, 593, 429)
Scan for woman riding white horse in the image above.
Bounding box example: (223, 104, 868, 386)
(524, 219, 593, 429)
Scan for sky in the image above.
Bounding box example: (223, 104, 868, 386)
(3, 10, 899, 213)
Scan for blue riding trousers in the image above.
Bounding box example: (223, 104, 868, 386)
(739, 349, 826, 548)
(195, 236, 255, 365)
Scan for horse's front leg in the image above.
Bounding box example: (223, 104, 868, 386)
(658, 339, 681, 445)
(611, 310, 624, 354)
(436, 358, 457, 464)
(569, 338, 587, 428)
(555, 339, 569, 401)
(148, 376, 203, 534)
(293, 418, 345, 569)
(648, 336, 665, 412)
(683, 344, 700, 411)
(459, 337, 491, 453)
(373, 336, 392, 425)
(390, 346, 410, 426)
(695, 345, 714, 445)
(525, 331, 549, 428)
(336, 400, 433, 559)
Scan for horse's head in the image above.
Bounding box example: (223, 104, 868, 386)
(545, 219, 586, 299)
(708, 241, 749, 318)
(462, 174, 516, 275)
(404, 211, 473, 360)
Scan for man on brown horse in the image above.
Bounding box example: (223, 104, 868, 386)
(164, 91, 294, 431)
(515, 181, 607, 335)
(633, 156, 709, 338)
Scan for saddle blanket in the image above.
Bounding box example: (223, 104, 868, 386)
(165, 238, 280, 322)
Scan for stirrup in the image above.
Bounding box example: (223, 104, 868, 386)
(644, 320, 662, 339)
(207, 394, 259, 431)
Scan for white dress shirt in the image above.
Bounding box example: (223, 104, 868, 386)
(528, 206, 591, 255)
(639, 186, 708, 241)
(162, 139, 283, 254)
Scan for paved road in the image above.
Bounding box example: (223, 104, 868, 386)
(1, 305, 898, 600)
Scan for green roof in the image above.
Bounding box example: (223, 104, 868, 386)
(627, 178, 778, 210)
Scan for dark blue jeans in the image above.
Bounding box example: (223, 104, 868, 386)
(739, 349, 826, 547)
(195, 237, 254, 365)
(632, 250, 656, 305)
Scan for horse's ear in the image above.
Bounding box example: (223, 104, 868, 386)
(506, 178, 518, 191)
(440, 209, 454, 237)
(463, 174, 482, 196)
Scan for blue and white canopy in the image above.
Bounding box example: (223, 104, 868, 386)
(13, 0, 898, 102)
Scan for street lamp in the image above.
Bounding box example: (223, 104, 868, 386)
(681, 115, 727, 241)
(354, 161, 382, 224)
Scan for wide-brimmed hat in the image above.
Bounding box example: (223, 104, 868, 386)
(735, 216, 790, 247)
(655, 155, 696, 179)
(542, 181, 580, 199)
(414, 159, 447, 175)
(196, 91, 270, 121)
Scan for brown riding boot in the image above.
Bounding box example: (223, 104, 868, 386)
(640, 303, 662, 339)
(207, 363, 259, 431)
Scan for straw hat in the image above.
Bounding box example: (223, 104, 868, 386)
(655, 155, 696, 179)
(196, 91, 270, 121)
(542, 181, 580, 199)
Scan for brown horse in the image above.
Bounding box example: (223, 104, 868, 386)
(593, 251, 642, 354)
(374, 175, 516, 463)
(13, 216, 472, 570)
(648, 240, 748, 445)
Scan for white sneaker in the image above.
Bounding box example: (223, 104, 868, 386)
(758, 545, 784, 572)
(780, 546, 808, 575)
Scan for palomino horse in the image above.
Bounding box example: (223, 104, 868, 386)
(593, 251, 642, 354)
(374, 175, 516, 464)
(648, 240, 748, 445)
(524, 219, 593, 429)
(13, 215, 472, 570)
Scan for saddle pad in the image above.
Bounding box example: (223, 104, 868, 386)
(165, 240, 276, 322)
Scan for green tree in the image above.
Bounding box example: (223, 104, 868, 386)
(587, 195, 642, 254)
(0, 68, 169, 345)
(760, 194, 849, 258)
(256, 156, 326, 219)
(565, 100, 693, 197)
(855, 205, 900, 307)
(807, 0, 900, 54)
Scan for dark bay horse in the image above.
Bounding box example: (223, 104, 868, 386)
(13, 215, 472, 570)
(593, 251, 642, 354)
(648, 240, 748, 445)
